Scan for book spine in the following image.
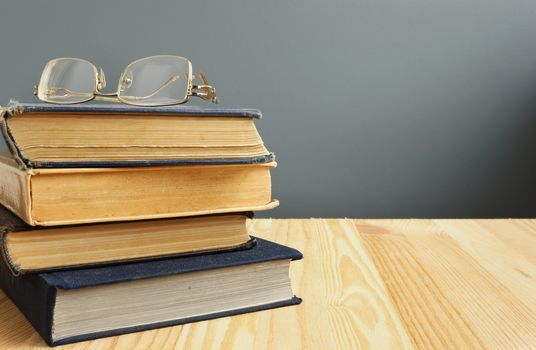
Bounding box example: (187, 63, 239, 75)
(0, 260, 55, 346)
(0, 112, 27, 170)
(0, 230, 20, 275)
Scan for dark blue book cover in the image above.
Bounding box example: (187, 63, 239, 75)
(0, 101, 273, 169)
(0, 237, 302, 346)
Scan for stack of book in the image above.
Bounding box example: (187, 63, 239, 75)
(0, 102, 302, 346)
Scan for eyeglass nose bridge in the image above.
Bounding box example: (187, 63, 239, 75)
(93, 67, 118, 100)
(96, 67, 106, 91)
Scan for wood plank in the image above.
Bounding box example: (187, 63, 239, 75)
(355, 219, 536, 350)
(433, 219, 536, 309)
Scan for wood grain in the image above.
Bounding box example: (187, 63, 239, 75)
(354, 219, 536, 350)
(250, 219, 411, 349)
(0, 219, 534, 349)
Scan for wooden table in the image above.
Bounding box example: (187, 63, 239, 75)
(0, 219, 535, 349)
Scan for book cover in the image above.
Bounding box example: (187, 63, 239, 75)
(0, 101, 274, 169)
(0, 203, 256, 275)
(0, 158, 278, 226)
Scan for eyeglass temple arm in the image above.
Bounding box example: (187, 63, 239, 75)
(191, 71, 218, 103)
(33, 85, 120, 102)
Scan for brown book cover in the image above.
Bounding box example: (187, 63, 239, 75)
(0, 203, 256, 275)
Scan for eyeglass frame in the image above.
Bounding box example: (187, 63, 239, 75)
(33, 55, 218, 106)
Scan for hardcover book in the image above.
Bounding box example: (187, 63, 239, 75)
(0, 102, 278, 226)
(0, 102, 271, 168)
(0, 204, 255, 275)
(0, 237, 303, 346)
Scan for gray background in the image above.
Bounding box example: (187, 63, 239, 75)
(1, 0, 536, 218)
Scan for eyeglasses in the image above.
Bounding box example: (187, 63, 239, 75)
(33, 55, 218, 106)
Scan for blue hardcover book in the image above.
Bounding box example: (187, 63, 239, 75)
(0, 102, 278, 226)
(0, 101, 272, 169)
(0, 237, 302, 346)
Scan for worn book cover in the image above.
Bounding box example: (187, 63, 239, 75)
(0, 203, 256, 275)
(0, 101, 273, 169)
